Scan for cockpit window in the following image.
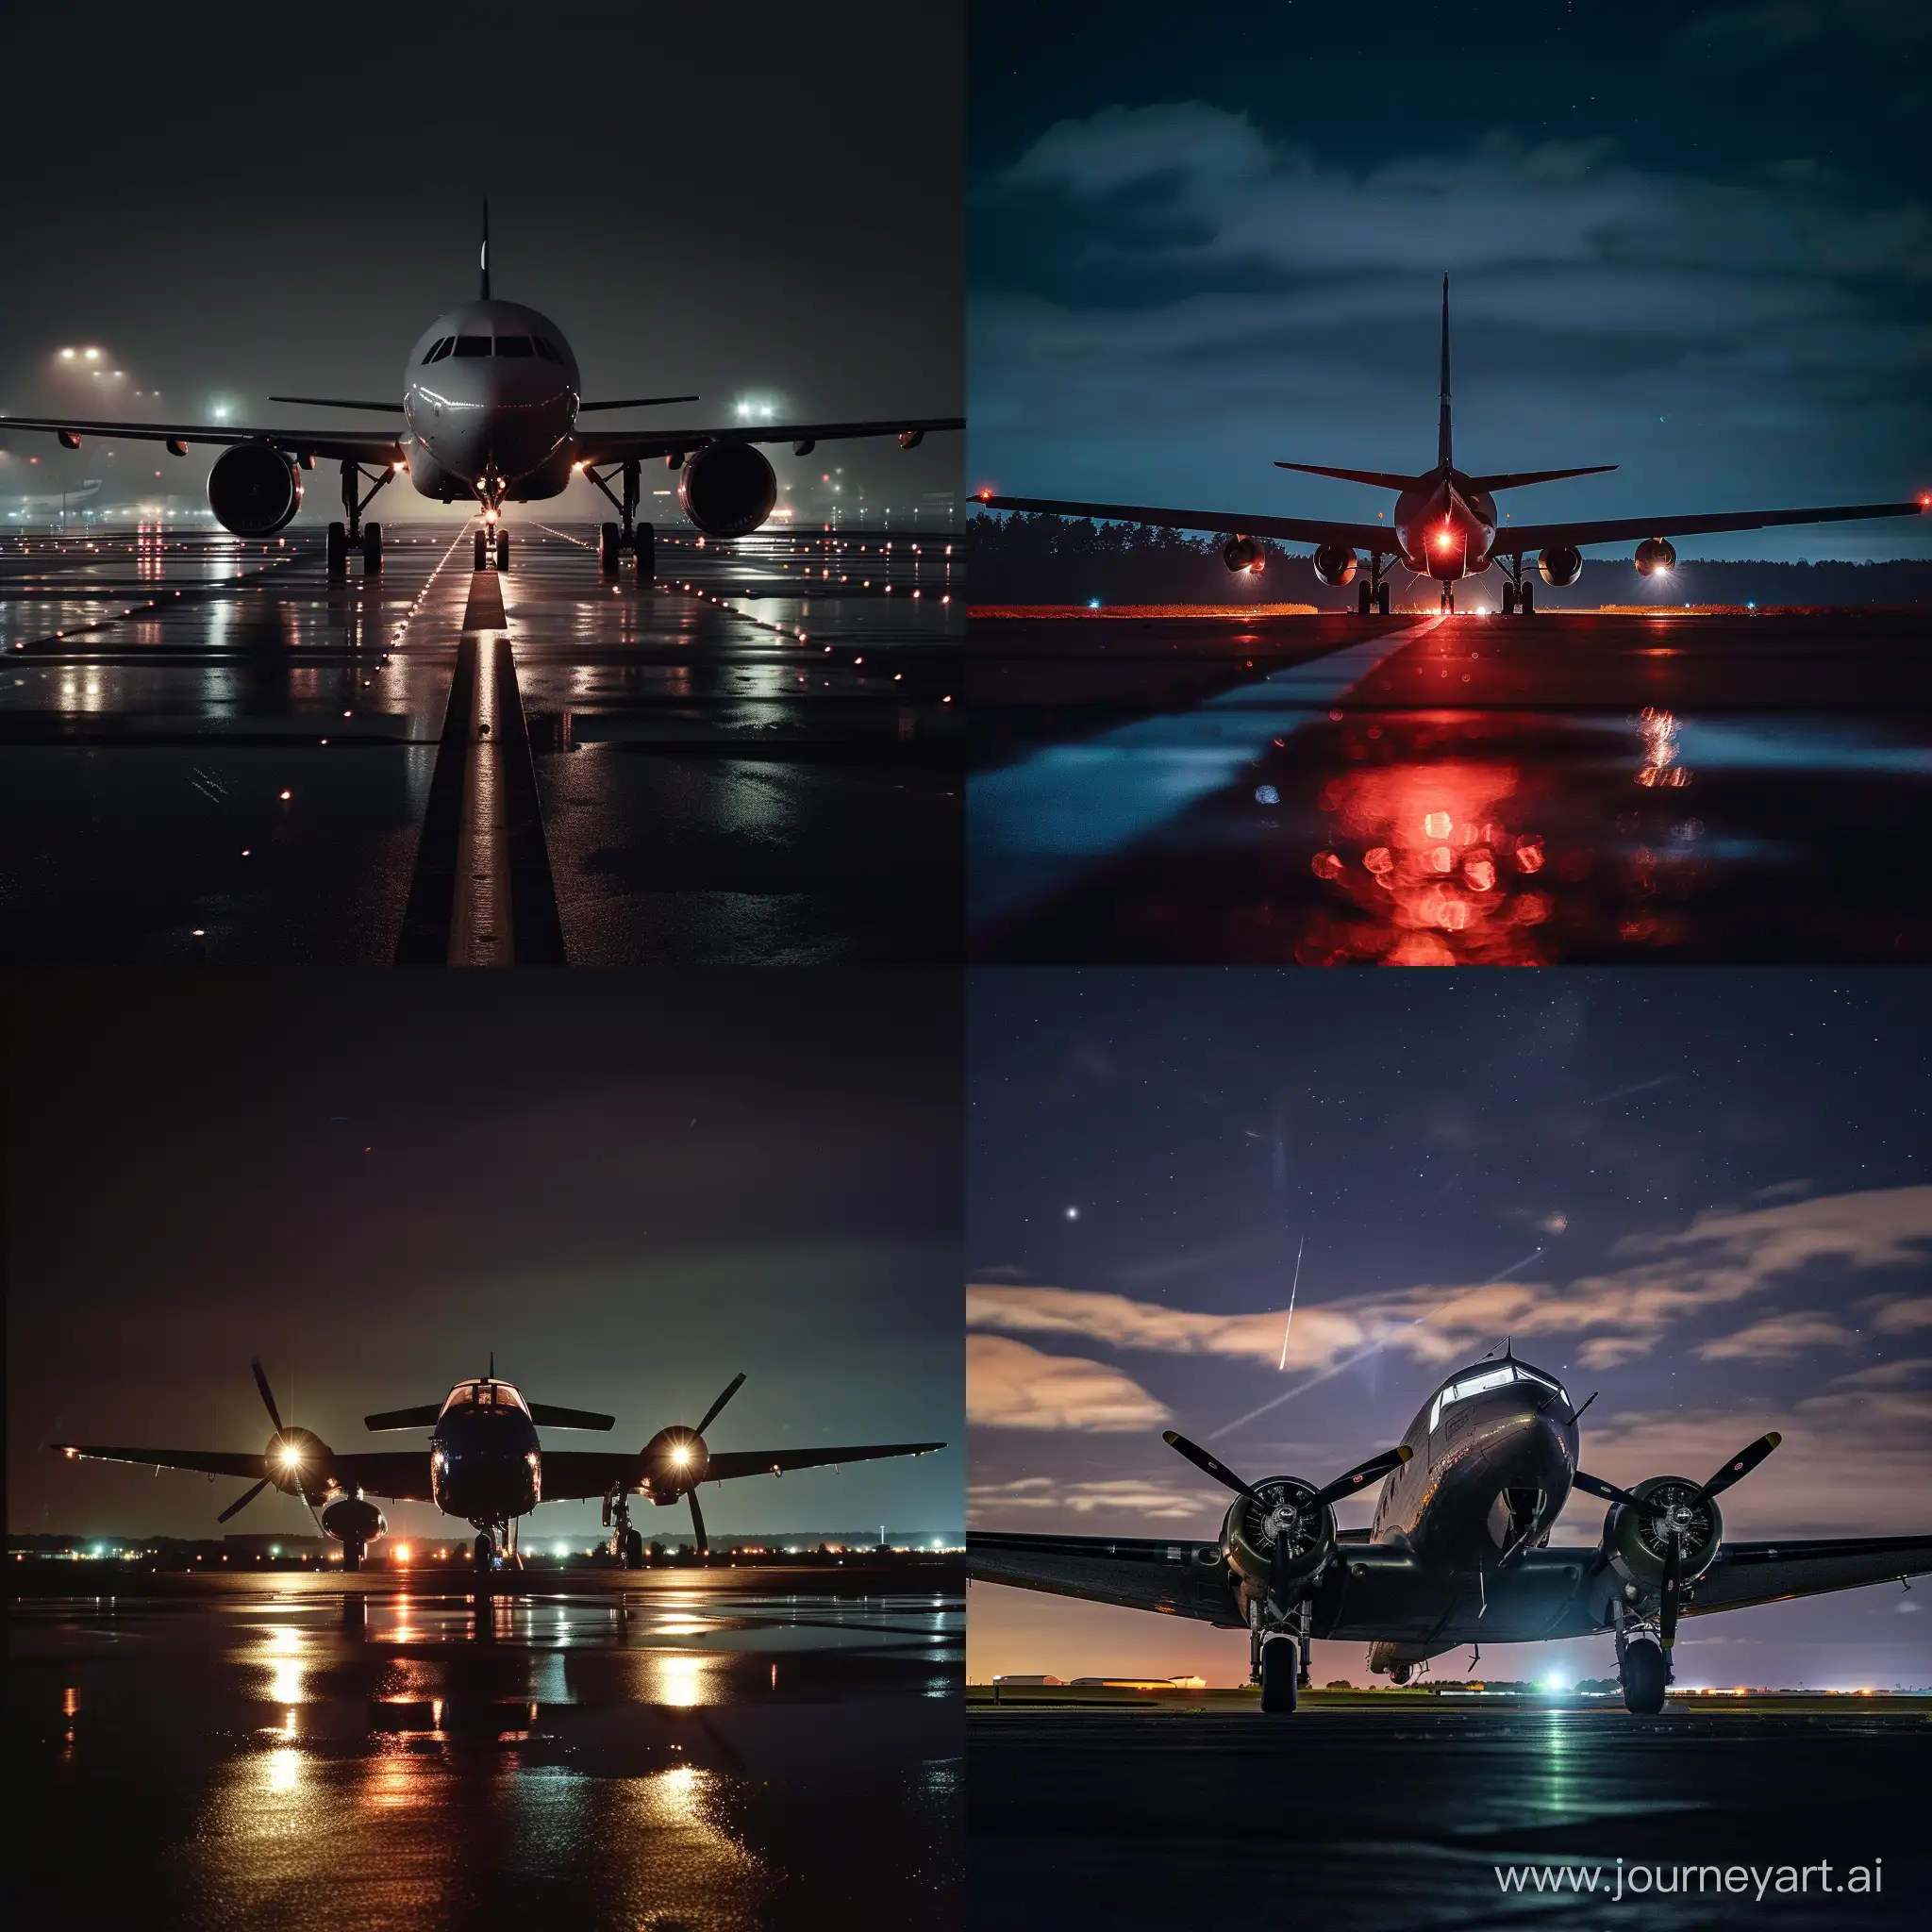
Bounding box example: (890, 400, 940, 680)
(452, 335, 491, 358)
(494, 335, 534, 358)
(441, 1378, 529, 1414)
(533, 337, 561, 363)
(1428, 1363, 1568, 1432)
(423, 337, 454, 364)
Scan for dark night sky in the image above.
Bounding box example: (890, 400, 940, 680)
(969, 0, 1931, 561)
(968, 971, 1932, 1687)
(6, 972, 962, 1541)
(0, 2, 961, 525)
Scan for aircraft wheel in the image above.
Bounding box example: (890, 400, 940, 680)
(362, 523, 382, 574)
(474, 530, 487, 571)
(1520, 580, 1535, 616)
(599, 522, 620, 577)
(1501, 582, 1516, 616)
(495, 530, 509, 573)
(326, 522, 348, 577)
(1376, 583, 1391, 616)
(342, 1540, 362, 1574)
(623, 1527, 644, 1567)
(634, 522, 655, 582)
(1356, 581, 1372, 616)
(1258, 1636, 1299, 1713)
(1621, 1638, 1669, 1714)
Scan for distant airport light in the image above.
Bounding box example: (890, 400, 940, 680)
(85, 347, 100, 360)
(59, 347, 75, 359)
(394, 1544, 412, 1563)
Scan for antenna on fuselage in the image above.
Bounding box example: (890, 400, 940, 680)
(488, 1349, 495, 1380)
(480, 197, 491, 301)
(1437, 275, 1454, 474)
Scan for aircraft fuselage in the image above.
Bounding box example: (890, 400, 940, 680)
(428, 1378, 544, 1527)
(1392, 469, 1500, 581)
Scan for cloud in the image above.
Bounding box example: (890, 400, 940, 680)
(1828, 1357, 1932, 1389)
(967, 1333, 1172, 1432)
(1694, 1311, 1860, 1359)
(968, 1474, 1214, 1524)
(968, 1282, 1363, 1368)
(1874, 1296, 1932, 1332)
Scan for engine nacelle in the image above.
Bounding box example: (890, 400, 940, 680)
(1538, 544, 1583, 588)
(1221, 535, 1265, 575)
(1635, 536, 1677, 577)
(208, 441, 302, 536)
(1602, 1476, 1723, 1591)
(1221, 1476, 1336, 1600)
(639, 1425, 710, 1502)
(265, 1426, 330, 1496)
(321, 1492, 387, 1549)
(677, 441, 777, 537)
(1312, 543, 1359, 587)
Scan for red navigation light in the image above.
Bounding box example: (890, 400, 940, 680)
(1433, 525, 1456, 553)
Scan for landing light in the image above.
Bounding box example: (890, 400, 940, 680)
(672, 1445, 691, 1465)
(278, 1444, 301, 1466)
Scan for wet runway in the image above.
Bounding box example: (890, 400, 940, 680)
(969, 608, 1932, 962)
(970, 1704, 1932, 1929)
(0, 523, 961, 963)
(8, 1569, 962, 1930)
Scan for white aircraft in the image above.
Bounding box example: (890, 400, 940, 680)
(1, 207, 961, 579)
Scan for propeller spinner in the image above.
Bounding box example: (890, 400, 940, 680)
(641, 1373, 747, 1559)
(219, 1358, 329, 1524)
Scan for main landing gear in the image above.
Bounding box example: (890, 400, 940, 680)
(1259, 1636, 1300, 1713)
(586, 458, 656, 582)
(1354, 555, 1392, 616)
(326, 458, 394, 578)
(1616, 1623, 1670, 1714)
(604, 1491, 646, 1568)
(341, 1539, 365, 1574)
(1497, 561, 1536, 616)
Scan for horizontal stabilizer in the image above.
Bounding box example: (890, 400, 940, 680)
(1461, 465, 1617, 491)
(1274, 462, 1430, 491)
(363, 1404, 444, 1432)
(526, 1403, 617, 1431)
(269, 396, 406, 412)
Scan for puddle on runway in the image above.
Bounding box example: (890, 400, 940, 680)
(9, 1584, 962, 1930)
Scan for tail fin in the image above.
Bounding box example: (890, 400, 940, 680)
(1438, 274, 1452, 473)
(480, 198, 491, 301)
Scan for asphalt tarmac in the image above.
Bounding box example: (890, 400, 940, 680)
(969, 608, 1932, 962)
(0, 523, 961, 964)
(969, 1702, 1932, 1929)
(8, 1569, 962, 1930)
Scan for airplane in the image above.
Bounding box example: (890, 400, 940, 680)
(976, 275, 1927, 614)
(0, 204, 962, 582)
(57, 1357, 943, 1577)
(967, 1345, 1932, 1713)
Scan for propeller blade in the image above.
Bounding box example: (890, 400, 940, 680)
(1574, 1469, 1650, 1510)
(1659, 1531, 1683, 1650)
(218, 1476, 272, 1524)
(688, 1489, 709, 1561)
(1162, 1430, 1261, 1502)
(250, 1358, 284, 1435)
(1308, 1445, 1412, 1512)
(696, 1373, 746, 1437)
(1704, 1430, 1781, 1499)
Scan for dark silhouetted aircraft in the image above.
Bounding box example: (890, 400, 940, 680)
(2, 205, 960, 580)
(968, 1347, 1932, 1712)
(58, 1357, 942, 1574)
(977, 277, 1927, 613)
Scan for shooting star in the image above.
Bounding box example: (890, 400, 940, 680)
(1277, 1235, 1304, 1373)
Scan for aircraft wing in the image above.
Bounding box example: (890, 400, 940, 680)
(1686, 1534, 1932, 1618)
(0, 414, 404, 463)
(54, 1443, 269, 1480)
(575, 416, 963, 465)
(540, 1441, 945, 1501)
(327, 1452, 437, 1503)
(1493, 499, 1926, 555)
(976, 493, 1395, 554)
(967, 1530, 1242, 1625)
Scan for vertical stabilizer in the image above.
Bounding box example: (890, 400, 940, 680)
(1438, 274, 1453, 472)
(480, 198, 491, 301)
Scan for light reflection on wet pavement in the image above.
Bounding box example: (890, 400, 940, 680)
(0, 525, 960, 963)
(969, 609, 1932, 962)
(971, 1707, 1932, 1929)
(9, 1576, 962, 1929)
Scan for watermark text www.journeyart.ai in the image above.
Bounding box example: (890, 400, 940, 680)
(1496, 1860, 1882, 1902)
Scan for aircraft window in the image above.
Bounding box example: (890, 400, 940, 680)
(422, 337, 454, 364)
(452, 336, 491, 358)
(534, 337, 561, 363)
(1431, 1364, 1520, 1430)
(495, 335, 535, 358)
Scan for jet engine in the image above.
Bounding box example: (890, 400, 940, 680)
(677, 440, 777, 538)
(321, 1492, 387, 1550)
(1221, 535, 1265, 575)
(1635, 537, 1677, 577)
(208, 441, 303, 536)
(1538, 544, 1583, 588)
(1222, 1477, 1337, 1599)
(1312, 543, 1359, 587)
(1601, 1475, 1722, 1591)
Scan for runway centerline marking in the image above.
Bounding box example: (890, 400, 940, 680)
(969, 617, 1444, 927)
